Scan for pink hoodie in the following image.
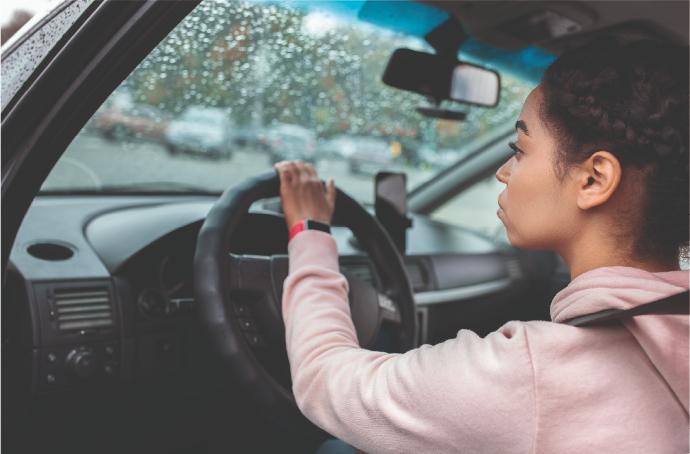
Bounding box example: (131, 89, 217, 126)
(283, 231, 689, 454)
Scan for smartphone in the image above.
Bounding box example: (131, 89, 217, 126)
(375, 172, 410, 253)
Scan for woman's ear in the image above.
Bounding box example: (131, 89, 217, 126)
(575, 151, 622, 210)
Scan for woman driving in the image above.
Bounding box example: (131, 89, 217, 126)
(274, 38, 689, 453)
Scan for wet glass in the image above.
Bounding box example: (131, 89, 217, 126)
(43, 0, 533, 204)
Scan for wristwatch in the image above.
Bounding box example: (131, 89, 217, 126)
(289, 219, 331, 241)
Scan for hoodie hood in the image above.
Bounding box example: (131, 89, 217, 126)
(551, 266, 689, 413)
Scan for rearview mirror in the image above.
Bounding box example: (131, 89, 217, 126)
(451, 64, 500, 107)
(382, 49, 500, 107)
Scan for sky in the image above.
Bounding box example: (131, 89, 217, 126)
(1, 0, 57, 26)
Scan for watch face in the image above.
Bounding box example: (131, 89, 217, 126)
(306, 220, 331, 232)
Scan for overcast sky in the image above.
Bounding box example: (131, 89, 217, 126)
(1, 0, 57, 26)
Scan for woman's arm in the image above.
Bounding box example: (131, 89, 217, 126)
(283, 230, 537, 454)
(273, 161, 537, 453)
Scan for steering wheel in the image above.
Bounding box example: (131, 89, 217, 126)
(193, 171, 416, 439)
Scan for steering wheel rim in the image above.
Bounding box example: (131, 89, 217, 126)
(193, 170, 416, 438)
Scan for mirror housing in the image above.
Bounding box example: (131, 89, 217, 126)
(382, 48, 500, 107)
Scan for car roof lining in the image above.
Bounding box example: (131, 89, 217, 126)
(421, 1, 688, 53)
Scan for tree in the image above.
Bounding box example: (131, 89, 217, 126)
(122, 0, 532, 146)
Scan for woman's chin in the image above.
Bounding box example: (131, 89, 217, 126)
(498, 210, 533, 249)
(504, 230, 528, 249)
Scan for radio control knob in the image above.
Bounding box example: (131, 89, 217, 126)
(66, 348, 99, 379)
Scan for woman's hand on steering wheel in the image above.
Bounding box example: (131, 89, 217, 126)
(274, 160, 336, 230)
(195, 169, 416, 436)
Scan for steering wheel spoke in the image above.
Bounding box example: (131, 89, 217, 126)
(226, 252, 287, 340)
(227, 253, 272, 293)
(378, 292, 402, 324)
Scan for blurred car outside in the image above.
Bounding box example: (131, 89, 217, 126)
(346, 136, 399, 175)
(418, 146, 463, 170)
(234, 126, 266, 149)
(318, 134, 361, 160)
(164, 106, 235, 160)
(261, 123, 317, 164)
(93, 103, 170, 142)
(395, 137, 427, 166)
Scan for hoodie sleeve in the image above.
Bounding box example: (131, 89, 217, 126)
(283, 231, 537, 454)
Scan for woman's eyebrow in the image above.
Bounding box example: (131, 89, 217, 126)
(515, 120, 529, 136)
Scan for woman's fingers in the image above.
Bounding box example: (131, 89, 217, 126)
(275, 159, 334, 200)
(304, 162, 317, 178)
(275, 160, 299, 186)
(326, 178, 336, 206)
(273, 160, 336, 229)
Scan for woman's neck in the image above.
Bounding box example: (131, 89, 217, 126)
(559, 231, 679, 280)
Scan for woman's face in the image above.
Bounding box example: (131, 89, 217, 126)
(495, 86, 580, 250)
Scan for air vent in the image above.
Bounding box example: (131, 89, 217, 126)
(53, 287, 113, 332)
(505, 259, 523, 280)
(405, 261, 429, 292)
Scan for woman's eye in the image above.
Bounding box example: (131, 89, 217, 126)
(508, 142, 524, 158)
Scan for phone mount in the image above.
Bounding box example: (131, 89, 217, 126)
(374, 172, 413, 254)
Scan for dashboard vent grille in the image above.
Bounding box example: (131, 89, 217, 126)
(53, 287, 113, 332)
(505, 259, 523, 280)
(405, 261, 429, 292)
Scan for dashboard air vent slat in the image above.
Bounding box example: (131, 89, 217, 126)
(53, 287, 113, 332)
(57, 305, 111, 314)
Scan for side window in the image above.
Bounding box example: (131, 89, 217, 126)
(430, 173, 506, 241)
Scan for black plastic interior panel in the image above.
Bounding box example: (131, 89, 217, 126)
(85, 201, 211, 271)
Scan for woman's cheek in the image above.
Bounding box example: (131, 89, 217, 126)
(505, 212, 536, 248)
(504, 187, 553, 248)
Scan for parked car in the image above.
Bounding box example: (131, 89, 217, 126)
(164, 106, 235, 159)
(419, 146, 463, 170)
(318, 134, 358, 159)
(261, 123, 317, 163)
(93, 103, 169, 142)
(346, 136, 397, 175)
(233, 126, 266, 149)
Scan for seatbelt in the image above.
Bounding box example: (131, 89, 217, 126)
(563, 290, 689, 327)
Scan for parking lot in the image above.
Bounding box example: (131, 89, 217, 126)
(43, 133, 436, 203)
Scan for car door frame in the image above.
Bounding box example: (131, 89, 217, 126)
(1, 0, 200, 276)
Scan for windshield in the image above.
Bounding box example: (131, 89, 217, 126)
(42, 0, 535, 202)
(181, 109, 226, 124)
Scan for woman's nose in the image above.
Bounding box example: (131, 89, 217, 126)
(495, 159, 510, 184)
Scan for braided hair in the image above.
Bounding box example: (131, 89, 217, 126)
(540, 38, 689, 263)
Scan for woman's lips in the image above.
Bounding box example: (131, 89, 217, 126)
(497, 195, 505, 218)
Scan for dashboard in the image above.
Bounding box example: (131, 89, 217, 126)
(5, 194, 566, 399)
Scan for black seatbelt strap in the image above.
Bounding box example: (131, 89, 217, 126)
(563, 290, 689, 327)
